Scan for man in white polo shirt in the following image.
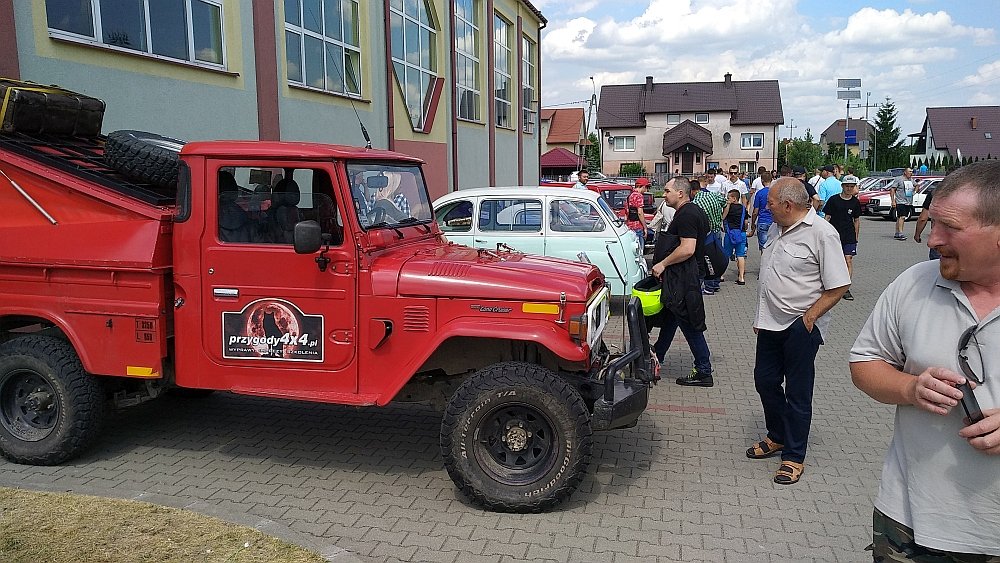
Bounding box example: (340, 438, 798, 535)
(850, 160, 1000, 559)
(746, 178, 851, 486)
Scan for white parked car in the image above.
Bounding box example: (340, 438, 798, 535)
(433, 187, 647, 297)
(866, 177, 943, 220)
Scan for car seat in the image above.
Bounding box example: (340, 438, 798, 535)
(218, 171, 253, 242)
(266, 178, 301, 244)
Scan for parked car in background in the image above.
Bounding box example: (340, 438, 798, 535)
(866, 177, 944, 220)
(433, 187, 647, 297)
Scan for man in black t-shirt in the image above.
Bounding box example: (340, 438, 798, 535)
(650, 177, 714, 387)
(822, 174, 862, 301)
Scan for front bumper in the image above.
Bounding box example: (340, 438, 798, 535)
(590, 296, 657, 431)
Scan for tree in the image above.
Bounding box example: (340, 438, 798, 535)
(873, 97, 904, 172)
(785, 133, 824, 172)
(619, 162, 645, 176)
(584, 132, 601, 172)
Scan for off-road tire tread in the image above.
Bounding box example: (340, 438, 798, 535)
(104, 130, 183, 188)
(440, 361, 593, 513)
(0, 336, 105, 465)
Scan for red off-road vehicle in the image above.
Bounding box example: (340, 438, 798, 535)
(0, 83, 655, 512)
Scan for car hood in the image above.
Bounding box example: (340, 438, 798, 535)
(378, 243, 602, 301)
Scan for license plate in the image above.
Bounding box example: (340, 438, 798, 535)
(586, 286, 610, 350)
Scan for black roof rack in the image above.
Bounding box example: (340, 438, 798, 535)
(0, 132, 177, 206)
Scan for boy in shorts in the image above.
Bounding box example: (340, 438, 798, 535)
(722, 189, 749, 284)
(822, 175, 862, 300)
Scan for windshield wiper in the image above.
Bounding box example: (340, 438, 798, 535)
(398, 216, 432, 232)
(368, 222, 404, 238)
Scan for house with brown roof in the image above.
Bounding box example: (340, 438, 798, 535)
(539, 107, 590, 178)
(913, 106, 1000, 164)
(819, 119, 875, 157)
(596, 73, 783, 176)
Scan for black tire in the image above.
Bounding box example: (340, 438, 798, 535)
(440, 362, 593, 513)
(0, 336, 105, 465)
(104, 130, 185, 188)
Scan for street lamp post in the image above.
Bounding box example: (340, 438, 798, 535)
(837, 79, 862, 164)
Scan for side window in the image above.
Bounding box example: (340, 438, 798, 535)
(550, 200, 604, 232)
(436, 200, 474, 232)
(480, 199, 541, 232)
(216, 166, 341, 245)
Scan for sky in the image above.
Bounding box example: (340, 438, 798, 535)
(536, 0, 1000, 142)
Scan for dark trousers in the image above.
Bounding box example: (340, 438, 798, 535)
(753, 318, 822, 463)
(653, 309, 712, 376)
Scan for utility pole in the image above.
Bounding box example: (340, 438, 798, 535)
(587, 76, 597, 172)
(786, 118, 798, 139)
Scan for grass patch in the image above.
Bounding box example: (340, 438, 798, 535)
(0, 487, 325, 563)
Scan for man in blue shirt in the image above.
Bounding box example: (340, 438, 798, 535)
(749, 171, 773, 252)
(816, 165, 842, 217)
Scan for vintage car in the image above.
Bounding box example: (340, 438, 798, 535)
(433, 187, 647, 297)
(866, 177, 944, 220)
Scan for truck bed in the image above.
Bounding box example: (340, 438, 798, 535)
(0, 131, 177, 206)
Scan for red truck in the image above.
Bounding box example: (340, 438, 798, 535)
(0, 90, 655, 512)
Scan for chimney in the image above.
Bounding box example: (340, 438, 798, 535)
(971, 117, 978, 130)
(724, 72, 732, 88)
(645, 76, 653, 91)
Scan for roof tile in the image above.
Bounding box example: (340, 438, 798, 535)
(925, 106, 1000, 159)
(597, 78, 782, 128)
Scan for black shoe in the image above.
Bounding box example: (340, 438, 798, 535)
(675, 371, 714, 387)
(843, 290, 854, 301)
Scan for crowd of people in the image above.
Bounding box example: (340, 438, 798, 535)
(638, 160, 998, 560)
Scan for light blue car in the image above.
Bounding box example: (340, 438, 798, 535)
(433, 187, 647, 297)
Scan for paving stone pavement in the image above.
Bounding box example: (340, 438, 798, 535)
(0, 216, 935, 562)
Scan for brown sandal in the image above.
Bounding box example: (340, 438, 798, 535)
(746, 437, 784, 459)
(774, 461, 804, 485)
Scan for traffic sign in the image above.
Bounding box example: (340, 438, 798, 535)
(844, 129, 857, 145)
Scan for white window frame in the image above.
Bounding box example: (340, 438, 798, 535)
(390, 0, 438, 131)
(521, 36, 536, 134)
(454, 0, 481, 122)
(493, 14, 512, 129)
(741, 133, 764, 149)
(285, 0, 363, 97)
(667, 114, 680, 125)
(695, 113, 709, 124)
(613, 136, 635, 152)
(45, 0, 225, 69)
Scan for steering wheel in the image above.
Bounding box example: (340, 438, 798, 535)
(367, 198, 407, 223)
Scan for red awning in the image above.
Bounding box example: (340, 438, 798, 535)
(540, 147, 584, 168)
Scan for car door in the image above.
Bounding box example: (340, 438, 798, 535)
(545, 195, 634, 295)
(196, 161, 358, 395)
(475, 197, 545, 255)
(435, 197, 476, 247)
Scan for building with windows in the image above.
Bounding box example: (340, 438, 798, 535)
(2, 0, 545, 197)
(538, 107, 587, 179)
(596, 74, 783, 176)
(911, 106, 1000, 165)
(819, 119, 874, 157)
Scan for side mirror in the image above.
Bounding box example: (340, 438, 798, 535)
(293, 220, 323, 254)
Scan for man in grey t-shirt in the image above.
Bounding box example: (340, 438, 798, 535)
(889, 168, 917, 240)
(850, 160, 1000, 559)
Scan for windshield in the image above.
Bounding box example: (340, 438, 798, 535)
(346, 162, 434, 229)
(600, 188, 632, 209)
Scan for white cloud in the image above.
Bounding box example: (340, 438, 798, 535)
(539, 1, 999, 140)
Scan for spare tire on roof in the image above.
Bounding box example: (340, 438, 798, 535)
(104, 130, 185, 188)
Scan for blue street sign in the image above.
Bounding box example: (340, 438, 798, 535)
(844, 129, 857, 145)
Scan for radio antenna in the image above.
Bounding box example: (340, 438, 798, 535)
(325, 44, 371, 149)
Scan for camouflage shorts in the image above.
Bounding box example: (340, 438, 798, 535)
(870, 508, 1000, 562)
